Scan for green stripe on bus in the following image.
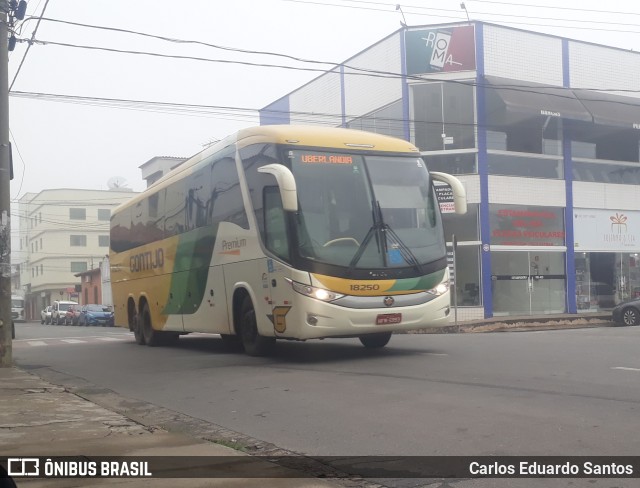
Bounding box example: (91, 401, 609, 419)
(163, 226, 217, 315)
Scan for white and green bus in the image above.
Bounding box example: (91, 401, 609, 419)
(110, 125, 466, 355)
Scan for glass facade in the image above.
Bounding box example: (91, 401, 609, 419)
(411, 70, 640, 318)
(575, 253, 640, 311)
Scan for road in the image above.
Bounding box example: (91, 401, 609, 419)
(10, 321, 640, 486)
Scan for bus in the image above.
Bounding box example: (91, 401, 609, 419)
(110, 125, 466, 355)
(11, 295, 25, 323)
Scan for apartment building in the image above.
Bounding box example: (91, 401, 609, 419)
(18, 188, 136, 319)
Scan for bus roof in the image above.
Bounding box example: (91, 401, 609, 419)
(112, 125, 419, 214)
(235, 125, 419, 153)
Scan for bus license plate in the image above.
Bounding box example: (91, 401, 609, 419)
(376, 313, 402, 325)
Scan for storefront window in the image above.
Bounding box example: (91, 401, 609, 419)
(492, 250, 566, 315)
(489, 204, 565, 247)
(488, 153, 563, 179)
(442, 203, 479, 242)
(570, 130, 640, 163)
(573, 208, 640, 311)
(575, 252, 640, 311)
(412, 82, 475, 151)
(573, 161, 640, 184)
(451, 245, 482, 307)
(424, 152, 477, 175)
(347, 100, 405, 140)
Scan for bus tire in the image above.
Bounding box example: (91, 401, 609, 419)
(141, 303, 161, 347)
(132, 313, 145, 345)
(359, 332, 392, 348)
(240, 297, 275, 357)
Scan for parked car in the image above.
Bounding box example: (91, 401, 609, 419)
(65, 305, 83, 326)
(41, 306, 53, 324)
(78, 304, 114, 327)
(612, 298, 640, 326)
(51, 300, 78, 325)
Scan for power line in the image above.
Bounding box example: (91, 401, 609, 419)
(468, 0, 640, 17)
(285, 0, 640, 34)
(9, 0, 51, 91)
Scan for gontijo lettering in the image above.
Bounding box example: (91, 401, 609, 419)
(130, 248, 164, 272)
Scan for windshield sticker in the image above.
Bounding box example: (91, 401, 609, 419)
(387, 249, 405, 265)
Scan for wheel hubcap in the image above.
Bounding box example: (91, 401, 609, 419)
(624, 310, 636, 325)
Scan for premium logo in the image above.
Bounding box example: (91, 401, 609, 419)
(219, 237, 247, 256)
(383, 296, 395, 307)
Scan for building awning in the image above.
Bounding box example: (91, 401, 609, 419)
(572, 89, 640, 129)
(483, 77, 593, 123)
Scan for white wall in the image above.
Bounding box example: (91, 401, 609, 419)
(484, 25, 564, 86)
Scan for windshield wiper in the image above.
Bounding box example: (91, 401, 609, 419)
(382, 222, 421, 272)
(347, 200, 383, 270)
(348, 201, 421, 273)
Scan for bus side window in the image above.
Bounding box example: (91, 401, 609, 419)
(263, 186, 289, 261)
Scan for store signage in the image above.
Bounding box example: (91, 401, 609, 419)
(489, 205, 565, 246)
(574, 208, 640, 251)
(434, 182, 455, 214)
(405, 25, 476, 75)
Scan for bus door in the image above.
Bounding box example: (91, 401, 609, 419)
(264, 187, 294, 336)
(266, 258, 293, 337)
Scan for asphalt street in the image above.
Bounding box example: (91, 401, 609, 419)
(9, 321, 640, 487)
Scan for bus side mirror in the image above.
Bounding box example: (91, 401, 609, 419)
(430, 172, 467, 215)
(257, 164, 298, 212)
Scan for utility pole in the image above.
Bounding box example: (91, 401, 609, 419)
(0, 0, 12, 367)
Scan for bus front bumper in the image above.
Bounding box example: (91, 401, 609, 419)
(276, 291, 452, 340)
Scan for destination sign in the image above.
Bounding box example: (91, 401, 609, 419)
(295, 153, 354, 165)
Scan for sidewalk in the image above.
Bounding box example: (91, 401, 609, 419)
(407, 311, 615, 334)
(0, 367, 347, 487)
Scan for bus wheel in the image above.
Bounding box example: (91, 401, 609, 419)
(359, 332, 392, 348)
(141, 303, 160, 347)
(132, 313, 145, 345)
(240, 297, 275, 357)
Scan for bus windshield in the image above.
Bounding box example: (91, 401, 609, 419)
(290, 150, 445, 270)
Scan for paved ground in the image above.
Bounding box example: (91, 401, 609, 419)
(2, 314, 626, 488)
(0, 367, 348, 487)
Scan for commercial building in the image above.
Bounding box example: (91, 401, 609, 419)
(260, 21, 640, 320)
(17, 188, 136, 319)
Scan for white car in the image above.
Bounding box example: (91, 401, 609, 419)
(51, 300, 78, 325)
(41, 306, 53, 324)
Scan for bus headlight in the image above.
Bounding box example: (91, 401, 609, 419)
(288, 279, 344, 302)
(426, 280, 449, 296)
